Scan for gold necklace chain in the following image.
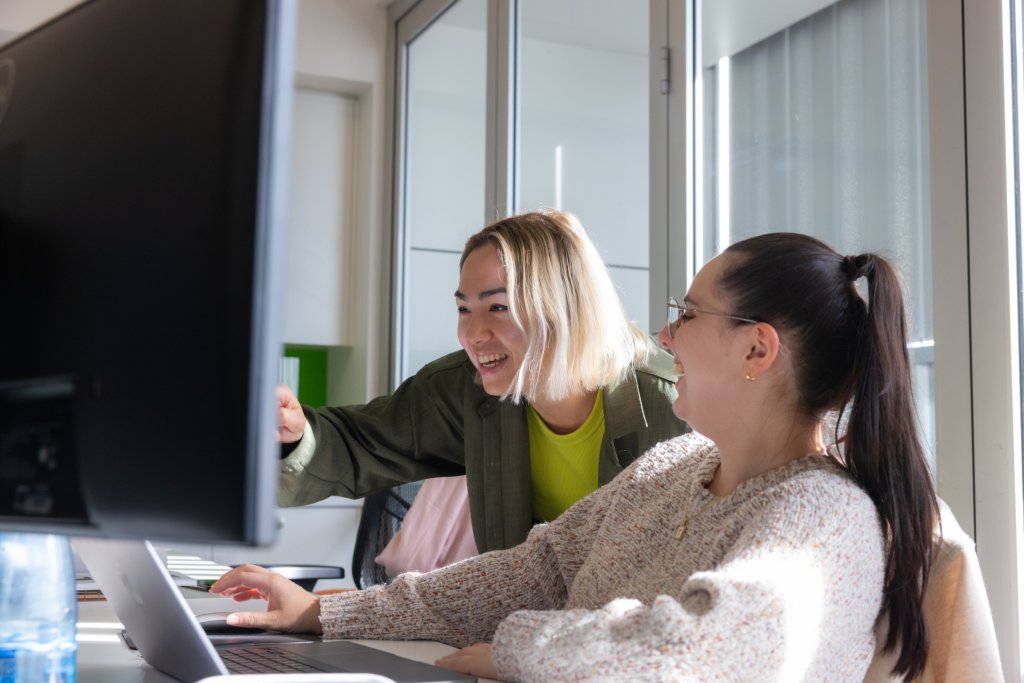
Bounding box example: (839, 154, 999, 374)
(674, 489, 716, 540)
(675, 463, 720, 540)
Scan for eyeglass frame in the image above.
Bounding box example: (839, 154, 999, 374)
(666, 296, 760, 338)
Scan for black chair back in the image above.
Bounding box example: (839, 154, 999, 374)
(350, 480, 424, 589)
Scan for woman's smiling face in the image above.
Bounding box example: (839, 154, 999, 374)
(456, 245, 528, 396)
(658, 254, 748, 431)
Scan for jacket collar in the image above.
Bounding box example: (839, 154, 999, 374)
(473, 367, 647, 435)
(468, 354, 650, 435)
(602, 368, 647, 439)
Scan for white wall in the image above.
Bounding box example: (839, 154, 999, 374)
(286, 89, 359, 348)
(291, 0, 390, 407)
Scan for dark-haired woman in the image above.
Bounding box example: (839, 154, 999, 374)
(214, 232, 938, 682)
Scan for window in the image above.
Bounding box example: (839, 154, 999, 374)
(693, 0, 934, 454)
(392, 0, 654, 384)
(396, 0, 487, 379)
(519, 0, 651, 331)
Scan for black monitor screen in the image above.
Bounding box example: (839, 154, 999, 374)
(0, 0, 294, 545)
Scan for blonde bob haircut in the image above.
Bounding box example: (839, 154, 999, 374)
(460, 209, 654, 403)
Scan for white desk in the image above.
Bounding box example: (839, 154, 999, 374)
(76, 593, 499, 683)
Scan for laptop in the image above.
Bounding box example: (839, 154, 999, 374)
(72, 537, 476, 683)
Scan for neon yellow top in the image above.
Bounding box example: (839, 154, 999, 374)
(527, 389, 605, 523)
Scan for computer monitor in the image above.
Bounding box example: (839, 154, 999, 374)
(0, 0, 295, 545)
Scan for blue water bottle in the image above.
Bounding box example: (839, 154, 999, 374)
(0, 533, 77, 683)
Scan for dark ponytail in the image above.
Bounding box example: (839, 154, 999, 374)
(720, 233, 938, 679)
(842, 254, 937, 678)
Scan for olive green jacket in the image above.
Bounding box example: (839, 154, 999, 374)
(278, 348, 686, 553)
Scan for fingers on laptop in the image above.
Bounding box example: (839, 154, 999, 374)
(210, 564, 323, 634)
(210, 564, 276, 598)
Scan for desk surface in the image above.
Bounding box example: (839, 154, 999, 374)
(76, 595, 498, 683)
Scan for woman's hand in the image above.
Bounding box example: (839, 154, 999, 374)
(209, 564, 323, 634)
(435, 643, 500, 680)
(276, 384, 307, 444)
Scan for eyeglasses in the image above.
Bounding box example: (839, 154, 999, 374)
(666, 296, 759, 338)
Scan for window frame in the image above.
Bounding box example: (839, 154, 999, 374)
(960, 0, 1024, 677)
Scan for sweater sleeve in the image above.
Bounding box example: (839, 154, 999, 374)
(491, 482, 886, 682)
(277, 352, 473, 506)
(318, 465, 624, 647)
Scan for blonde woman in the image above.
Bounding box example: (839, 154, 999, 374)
(276, 210, 686, 554)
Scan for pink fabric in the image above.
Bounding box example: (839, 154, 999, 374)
(374, 475, 478, 576)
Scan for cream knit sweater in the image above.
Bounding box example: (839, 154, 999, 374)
(320, 434, 887, 682)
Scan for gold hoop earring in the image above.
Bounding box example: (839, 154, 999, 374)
(744, 371, 756, 382)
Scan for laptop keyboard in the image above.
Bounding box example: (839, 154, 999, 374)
(220, 646, 338, 674)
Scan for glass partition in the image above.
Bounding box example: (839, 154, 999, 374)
(694, 0, 934, 453)
(520, 0, 651, 331)
(399, 0, 487, 379)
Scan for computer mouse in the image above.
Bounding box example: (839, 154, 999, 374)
(195, 611, 268, 635)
